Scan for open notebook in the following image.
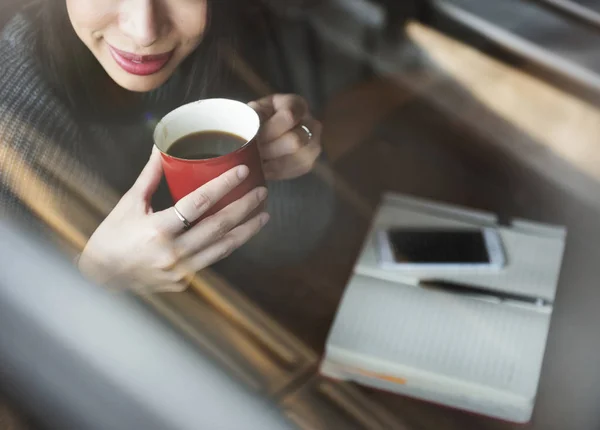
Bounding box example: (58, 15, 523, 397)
(320, 193, 566, 423)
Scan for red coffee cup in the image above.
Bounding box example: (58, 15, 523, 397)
(154, 99, 265, 218)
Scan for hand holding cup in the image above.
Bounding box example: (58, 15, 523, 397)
(78, 148, 269, 292)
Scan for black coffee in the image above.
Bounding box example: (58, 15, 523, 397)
(167, 131, 247, 160)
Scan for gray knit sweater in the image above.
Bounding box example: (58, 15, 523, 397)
(0, 14, 334, 272)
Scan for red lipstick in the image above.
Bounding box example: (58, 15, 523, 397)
(108, 45, 173, 76)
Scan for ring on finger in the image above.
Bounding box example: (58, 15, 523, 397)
(300, 124, 313, 140)
(173, 206, 192, 231)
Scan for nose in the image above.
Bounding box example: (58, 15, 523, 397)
(120, 0, 162, 48)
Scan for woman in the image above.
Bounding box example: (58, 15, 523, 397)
(0, 0, 334, 291)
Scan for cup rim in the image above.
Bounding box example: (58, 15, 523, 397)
(153, 98, 260, 162)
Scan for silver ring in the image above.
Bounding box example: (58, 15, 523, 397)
(300, 124, 313, 140)
(173, 206, 192, 231)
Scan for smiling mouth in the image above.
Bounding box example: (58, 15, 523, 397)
(108, 45, 174, 76)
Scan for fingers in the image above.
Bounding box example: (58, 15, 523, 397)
(156, 165, 250, 234)
(185, 212, 270, 271)
(252, 94, 308, 143)
(263, 140, 322, 181)
(260, 118, 322, 160)
(249, 94, 321, 180)
(131, 146, 164, 199)
(248, 98, 276, 122)
(134, 211, 269, 293)
(174, 186, 268, 256)
(131, 186, 268, 294)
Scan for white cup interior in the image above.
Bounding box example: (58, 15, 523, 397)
(154, 99, 261, 153)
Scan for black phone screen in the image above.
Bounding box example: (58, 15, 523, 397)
(387, 229, 490, 264)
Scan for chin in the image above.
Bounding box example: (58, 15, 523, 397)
(113, 75, 170, 93)
(119, 80, 166, 93)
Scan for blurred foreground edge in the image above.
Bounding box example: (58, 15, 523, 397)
(0, 219, 410, 430)
(0, 218, 296, 430)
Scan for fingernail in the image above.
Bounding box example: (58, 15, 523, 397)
(260, 212, 270, 226)
(237, 165, 249, 179)
(257, 187, 268, 200)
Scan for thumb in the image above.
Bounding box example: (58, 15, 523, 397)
(131, 146, 164, 199)
(248, 99, 275, 123)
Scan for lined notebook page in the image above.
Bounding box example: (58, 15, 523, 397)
(327, 275, 551, 400)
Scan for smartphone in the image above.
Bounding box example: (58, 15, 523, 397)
(376, 228, 506, 271)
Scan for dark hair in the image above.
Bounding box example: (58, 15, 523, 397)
(33, 0, 232, 121)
